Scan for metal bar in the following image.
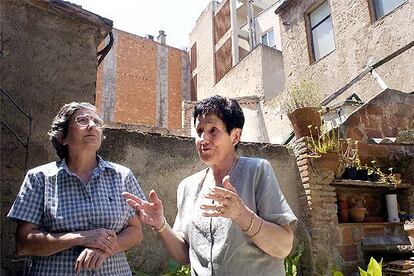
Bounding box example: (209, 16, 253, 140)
(1, 120, 27, 146)
(0, 87, 31, 118)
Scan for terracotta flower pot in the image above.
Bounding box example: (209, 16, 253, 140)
(288, 107, 321, 139)
(310, 152, 340, 178)
(349, 207, 366, 222)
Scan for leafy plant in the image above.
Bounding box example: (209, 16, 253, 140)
(163, 260, 190, 276)
(340, 139, 361, 169)
(284, 243, 305, 276)
(284, 80, 321, 114)
(306, 111, 341, 158)
(370, 161, 401, 188)
(331, 265, 344, 276)
(358, 257, 382, 276)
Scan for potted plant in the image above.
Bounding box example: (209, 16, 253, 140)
(369, 161, 402, 188)
(306, 119, 342, 178)
(349, 199, 367, 222)
(285, 80, 322, 139)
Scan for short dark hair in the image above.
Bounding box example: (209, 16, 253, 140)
(193, 95, 244, 133)
(48, 102, 97, 159)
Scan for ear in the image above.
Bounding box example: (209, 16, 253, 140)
(56, 133, 67, 145)
(231, 128, 242, 146)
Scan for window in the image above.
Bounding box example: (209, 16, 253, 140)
(309, 1, 335, 61)
(261, 29, 275, 48)
(371, 0, 406, 20)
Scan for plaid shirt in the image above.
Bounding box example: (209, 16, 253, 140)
(7, 156, 146, 275)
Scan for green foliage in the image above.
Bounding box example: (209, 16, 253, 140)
(307, 112, 341, 158)
(163, 259, 190, 276)
(284, 243, 305, 276)
(284, 80, 321, 114)
(331, 265, 344, 276)
(358, 257, 382, 276)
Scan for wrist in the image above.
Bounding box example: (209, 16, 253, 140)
(152, 217, 167, 233)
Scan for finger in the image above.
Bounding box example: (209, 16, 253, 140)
(83, 250, 93, 268)
(202, 211, 225, 217)
(149, 190, 162, 206)
(96, 253, 107, 268)
(122, 192, 144, 204)
(200, 204, 222, 211)
(204, 193, 227, 203)
(222, 176, 237, 193)
(75, 250, 87, 273)
(89, 252, 100, 269)
(208, 188, 235, 199)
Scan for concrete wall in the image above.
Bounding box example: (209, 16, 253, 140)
(96, 29, 191, 130)
(277, 0, 414, 103)
(0, 0, 111, 274)
(99, 127, 305, 273)
(254, 3, 283, 51)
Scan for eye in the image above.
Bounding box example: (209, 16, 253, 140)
(76, 116, 89, 125)
(196, 128, 203, 137)
(210, 127, 217, 135)
(93, 118, 104, 127)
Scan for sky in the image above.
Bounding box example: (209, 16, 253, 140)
(69, 0, 212, 49)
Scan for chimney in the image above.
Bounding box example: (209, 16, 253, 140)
(146, 34, 154, 40)
(157, 30, 166, 45)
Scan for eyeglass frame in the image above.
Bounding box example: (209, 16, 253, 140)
(74, 114, 105, 128)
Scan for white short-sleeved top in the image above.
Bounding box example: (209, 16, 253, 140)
(173, 156, 297, 276)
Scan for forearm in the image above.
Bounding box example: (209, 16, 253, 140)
(115, 225, 142, 253)
(17, 230, 81, 257)
(234, 211, 293, 258)
(158, 222, 190, 264)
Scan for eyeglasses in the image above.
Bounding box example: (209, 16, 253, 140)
(75, 114, 104, 128)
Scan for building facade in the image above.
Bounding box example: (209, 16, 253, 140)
(96, 29, 192, 131)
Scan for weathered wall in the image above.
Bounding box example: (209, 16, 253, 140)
(99, 128, 305, 273)
(96, 29, 191, 130)
(0, 0, 111, 274)
(278, 0, 414, 103)
(254, 2, 283, 51)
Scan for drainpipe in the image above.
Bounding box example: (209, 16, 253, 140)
(229, 0, 239, 66)
(97, 31, 114, 66)
(247, 0, 256, 50)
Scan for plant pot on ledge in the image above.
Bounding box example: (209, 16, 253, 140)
(288, 107, 321, 139)
(349, 207, 366, 222)
(310, 152, 340, 179)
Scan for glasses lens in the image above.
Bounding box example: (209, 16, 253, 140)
(75, 115, 104, 128)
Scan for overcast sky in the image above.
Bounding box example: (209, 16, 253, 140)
(69, 0, 212, 49)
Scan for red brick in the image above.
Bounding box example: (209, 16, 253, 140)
(346, 127, 365, 140)
(345, 114, 361, 127)
(366, 128, 382, 138)
(341, 226, 362, 245)
(337, 244, 359, 261)
(357, 142, 370, 156)
(382, 126, 397, 137)
(370, 144, 389, 158)
(360, 114, 369, 127)
(367, 115, 381, 129)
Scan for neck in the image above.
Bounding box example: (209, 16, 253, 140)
(66, 151, 98, 177)
(211, 154, 238, 185)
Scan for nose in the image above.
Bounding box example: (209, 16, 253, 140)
(87, 119, 96, 129)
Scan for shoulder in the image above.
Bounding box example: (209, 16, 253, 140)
(27, 161, 61, 177)
(239, 156, 271, 171)
(101, 159, 133, 175)
(177, 168, 208, 194)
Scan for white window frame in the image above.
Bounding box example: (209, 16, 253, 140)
(261, 29, 276, 48)
(307, 0, 335, 62)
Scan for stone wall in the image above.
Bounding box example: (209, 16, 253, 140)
(99, 128, 305, 273)
(0, 1, 111, 274)
(277, 0, 414, 103)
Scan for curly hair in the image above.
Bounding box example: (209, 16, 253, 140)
(48, 102, 97, 159)
(193, 95, 244, 134)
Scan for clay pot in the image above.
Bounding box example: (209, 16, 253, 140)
(349, 207, 366, 222)
(310, 152, 340, 178)
(338, 200, 349, 223)
(288, 107, 321, 139)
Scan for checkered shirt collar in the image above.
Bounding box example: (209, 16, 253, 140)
(57, 155, 114, 175)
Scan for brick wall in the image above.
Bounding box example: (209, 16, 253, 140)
(96, 29, 191, 130)
(215, 38, 233, 83)
(214, 0, 231, 44)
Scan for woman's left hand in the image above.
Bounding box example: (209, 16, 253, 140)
(75, 248, 109, 273)
(201, 175, 247, 220)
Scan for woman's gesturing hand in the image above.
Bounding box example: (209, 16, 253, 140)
(77, 229, 118, 256)
(123, 190, 165, 230)
(75, 248, 109, 273)
(201, 175, 247, 220)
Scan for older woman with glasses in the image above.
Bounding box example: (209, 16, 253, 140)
(123, 95, 297, 275)
(7, 102, 146, 275)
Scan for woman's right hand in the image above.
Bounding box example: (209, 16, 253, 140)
(122, 190, 165, 230)
(77, 229, 118, 255)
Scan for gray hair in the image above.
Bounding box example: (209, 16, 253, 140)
(48, 102, 97, 159)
